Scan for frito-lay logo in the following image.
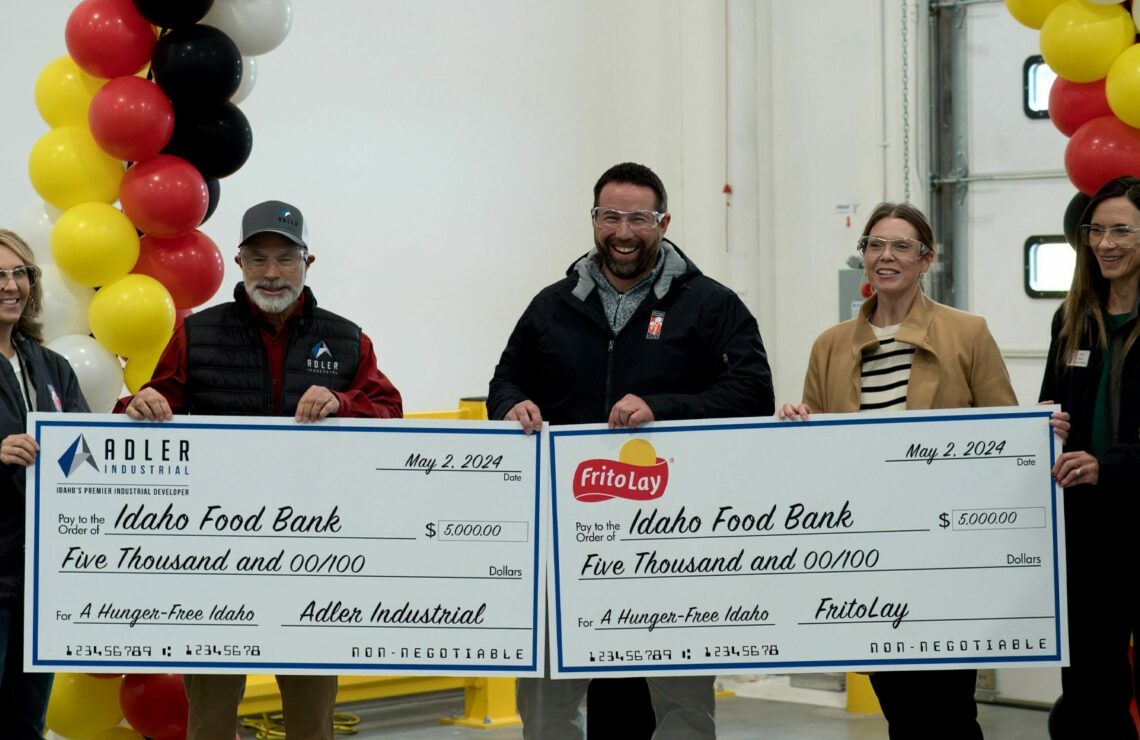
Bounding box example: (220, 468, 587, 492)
(572, 439, 669, 503)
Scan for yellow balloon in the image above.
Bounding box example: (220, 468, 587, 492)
(124, 347, 164, 394)
(89, 274, 175, 358)
(28, 126, 125, 211)
(34, 56, 105, 128)
(52, 203, 140, 288)
(1004, 0, 1065, 30)
(45, 673, 124, 739)
(1040, 0, 1136, 83)
(1107, 44, 1140, 127)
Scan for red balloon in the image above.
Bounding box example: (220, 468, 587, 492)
(119, 673, 188, 738)
(1065, 115, 1140, 196)
(120, 155, 209, 238)
(175, 308, 194, 331)
(133, 231, 224, 309)
(89, 76, 174, 162)
(1049, 78, 1113, 138)
(65, 0, 156, 79)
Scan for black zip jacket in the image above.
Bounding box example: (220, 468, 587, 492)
(1040, 305, 1140, 492)
(488, 243, 773, 424)
(0, 334, 89, 600)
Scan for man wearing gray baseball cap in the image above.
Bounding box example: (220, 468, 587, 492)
(122, 199, 403, 739)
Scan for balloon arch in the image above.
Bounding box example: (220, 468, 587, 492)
(1006, 0, 1140, 238)
(23, 0, 292, 737)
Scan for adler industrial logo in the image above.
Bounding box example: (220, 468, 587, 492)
(307, 340, 339, 374)
(56, 434, 191, 479)
(572, 439, 669, 503)
(57, 435, 98, 477)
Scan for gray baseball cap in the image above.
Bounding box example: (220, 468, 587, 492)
(240, 200, 309, 249)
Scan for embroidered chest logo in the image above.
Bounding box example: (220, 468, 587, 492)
(307, 340, 340, 375)
(646, 310, 665, 340)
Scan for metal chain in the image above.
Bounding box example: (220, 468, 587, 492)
(901, 0, 912, 203)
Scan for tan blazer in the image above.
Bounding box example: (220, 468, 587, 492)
(802, 292, 1017, 413)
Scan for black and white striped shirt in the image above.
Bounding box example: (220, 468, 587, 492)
(859, 323, 914, 411)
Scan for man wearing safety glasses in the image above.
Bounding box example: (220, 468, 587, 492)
(489, 162, 774, 739)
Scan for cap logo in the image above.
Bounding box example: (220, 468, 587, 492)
(278, 209, 299, 228)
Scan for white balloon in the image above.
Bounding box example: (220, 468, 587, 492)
(46, 334, 124, 412)
(203, 0, 293, 57)
(232, 56, 258, 104)
(38, 264, 95, 342)
(11, 200, 58, 263)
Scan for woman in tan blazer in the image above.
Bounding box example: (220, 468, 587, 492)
(780, 203, 1015, 740)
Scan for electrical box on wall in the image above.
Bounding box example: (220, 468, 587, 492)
(838, 268, 865, 322)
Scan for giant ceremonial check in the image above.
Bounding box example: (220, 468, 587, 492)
(25, 413, 546, 676)
(548, 406, 1066, 678)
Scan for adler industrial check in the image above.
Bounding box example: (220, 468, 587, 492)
(548, 406, 1067, 678)
(25, 414, 546, 676)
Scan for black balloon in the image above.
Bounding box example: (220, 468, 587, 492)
(1047, 694, 1064, 739)
(201, 178, 221, 225)
(133, 0, 214, 28)
(151, 24, 242, 105)
(1063, 191, 1092, 249)
(165, 102, 252, 179)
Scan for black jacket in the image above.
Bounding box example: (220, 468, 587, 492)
(0, 334, 89, 600)
(488, 243, 774, 424)
(1040, 305, 1140, 493)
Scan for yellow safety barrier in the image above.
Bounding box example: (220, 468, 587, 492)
(845, 672, 882, 714)
(405, 397, 489, 421)
(238, 398, 521, 729)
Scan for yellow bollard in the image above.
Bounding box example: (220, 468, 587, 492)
(459, 396, 489, 420)
(845, 672, 882, 714)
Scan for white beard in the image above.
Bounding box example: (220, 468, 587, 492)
(246, 279, 302, 315)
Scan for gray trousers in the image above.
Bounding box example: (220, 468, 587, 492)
(516, 674, 716, 740)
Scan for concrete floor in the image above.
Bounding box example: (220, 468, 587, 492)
(239, 683, 1051, 739)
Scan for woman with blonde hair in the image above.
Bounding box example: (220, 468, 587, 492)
(0, 230, 89, 736)
(1040, 175, 1140, 739)
(780, 202, 1018, 739)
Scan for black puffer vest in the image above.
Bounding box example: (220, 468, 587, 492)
(184, 285, 360, 416)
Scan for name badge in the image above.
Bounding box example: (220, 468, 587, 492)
(1067, 350, 1090, 368)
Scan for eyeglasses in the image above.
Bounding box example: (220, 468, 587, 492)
(590, 207, 666, 232)
(240, 249, 308, 270)
(0, 266, 39, 287)
(856, 236, 928, 260)
(1079, 224, 1140, 248)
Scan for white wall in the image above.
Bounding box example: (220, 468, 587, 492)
(1, 1, 742, 411)
(766, 0, 917, 404)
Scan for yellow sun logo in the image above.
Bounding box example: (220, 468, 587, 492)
(619, 439, 657, 467)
